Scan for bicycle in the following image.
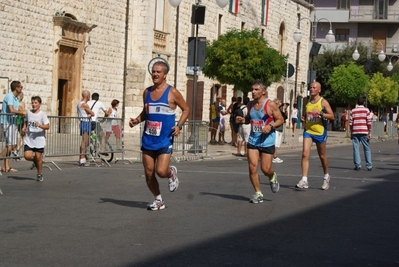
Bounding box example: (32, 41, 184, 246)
(88, 131, 114, 163)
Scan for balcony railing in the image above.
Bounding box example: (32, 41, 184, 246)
(350, 8, 399, 21)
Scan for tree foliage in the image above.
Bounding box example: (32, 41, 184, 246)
(202, 28, 286, 93)
(328, 62, 369, 106)
(312, 42, 388, 107)
(368, 73, 399, 108)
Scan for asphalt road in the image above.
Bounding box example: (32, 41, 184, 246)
(0, 140, 398, 267)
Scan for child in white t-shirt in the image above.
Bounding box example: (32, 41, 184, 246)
(21, 96, 49, 182)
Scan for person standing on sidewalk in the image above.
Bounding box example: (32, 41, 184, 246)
(272, 99, 285, 163)
(0, 81, 25, 173)
(236, 80, 284, 203)
(350, 97, 372, 171)
(209, 97, 221, 144)
(227, 96, 237, 145)
(218, 98, 228, 145)
(21, 96, 49, 182)
(236, 96, 251, 156)
(129, 61, 189, 211)
(291, 104, 298, 137)
(77, 90, 94, 166)
(296, 82, 334, 190)
(88, 92, 110, 154)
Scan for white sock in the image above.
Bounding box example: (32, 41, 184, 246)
(324, 174, 330, 179)
(302, 176, 308, 182)
(155, 195, 162, 202)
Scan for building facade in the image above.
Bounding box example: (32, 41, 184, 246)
(0, 0, 312, 133)
(309, 0, 399, 56)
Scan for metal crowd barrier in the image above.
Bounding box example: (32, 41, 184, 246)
(136, 120, 209, 162)
(0, 114, 125, 168)
(370, 121, 385, 139)
(386, 121, 397, 138)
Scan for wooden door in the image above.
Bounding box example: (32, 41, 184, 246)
(58, 45, 76, 117)
(372, 30, 386, 52)
(186, 80, 204, 121)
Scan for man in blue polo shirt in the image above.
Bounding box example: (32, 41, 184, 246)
(0, 80, 25, 172)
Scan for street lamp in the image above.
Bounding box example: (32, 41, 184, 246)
(386, 55, 399, 71)
(168, 0, 228, 123)
(293, 14, 335, 44)
(168, 0, 229, 151)
(352, 40, 386, 62)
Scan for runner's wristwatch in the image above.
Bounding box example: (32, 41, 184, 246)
(176, 123, 183, 130)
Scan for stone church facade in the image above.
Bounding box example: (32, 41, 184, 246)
(0, 0, 312, 133)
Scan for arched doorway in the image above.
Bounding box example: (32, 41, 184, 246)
(52, 14, 96, 131)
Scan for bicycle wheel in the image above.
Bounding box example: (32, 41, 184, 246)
(100, 141, 114, 163)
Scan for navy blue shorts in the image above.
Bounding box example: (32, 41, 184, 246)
(247, 143, 275, 155)
(141, 145, 173, 155)
(24, 145, 44, 153)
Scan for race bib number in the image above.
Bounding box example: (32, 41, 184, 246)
(28, 120, 41, 133)
(307, 111, 321, 123)
(145, 120, 162, 136)
(251, 120, 264, 132)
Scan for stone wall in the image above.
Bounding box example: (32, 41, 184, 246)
(1, 0, 311, 134)
(0, 0, 126, 114)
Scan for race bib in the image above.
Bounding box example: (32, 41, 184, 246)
(145, 120, 162, 136)
(251, 120, 264, 132)
(28, 120, 41, 133)
(307, 111, 321, 123)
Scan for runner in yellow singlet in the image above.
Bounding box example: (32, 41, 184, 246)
(295, 82, 334, 191)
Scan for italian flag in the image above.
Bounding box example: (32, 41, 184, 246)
(229, 0, 239, 14)
(261, 0, 269, 25)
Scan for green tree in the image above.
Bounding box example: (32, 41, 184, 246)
(368, 73, 399, 108)
(312, 42, 388, 108)
(202, 28, 286, 94)
(328, 62, 369, 107)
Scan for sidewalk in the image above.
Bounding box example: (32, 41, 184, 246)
(119, 127, 352, 162)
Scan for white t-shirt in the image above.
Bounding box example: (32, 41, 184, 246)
(105, 108, 118, 132)
(24, 110, 49, 149)
(292, 108, 298, 119)
(87, 100, 107, 121)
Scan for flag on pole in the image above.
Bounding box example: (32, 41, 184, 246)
(229, 0, 239, 14)
(261, 0, 269, 25)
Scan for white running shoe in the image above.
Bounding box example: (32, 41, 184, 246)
(147, 199, 165, 211)
(322, 176, 330, 190)
(168, 166, 179, 192)
(272, 157, 283, 163)
(269, 172, 280, 193)
(296, 179, 309, 189)
(249, 192, 263, 204)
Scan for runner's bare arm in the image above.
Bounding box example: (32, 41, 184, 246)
(321, 99, 334, 121)
(129, 89, 147, 127)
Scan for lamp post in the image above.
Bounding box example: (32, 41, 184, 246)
(168, 0, 229, 151)
(293, 14, 335, 96)
(387, 55, 399, 71)
(293, 14, 334, 130)
(169, 0, 229, 123)
(352, 40, 386, 62)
